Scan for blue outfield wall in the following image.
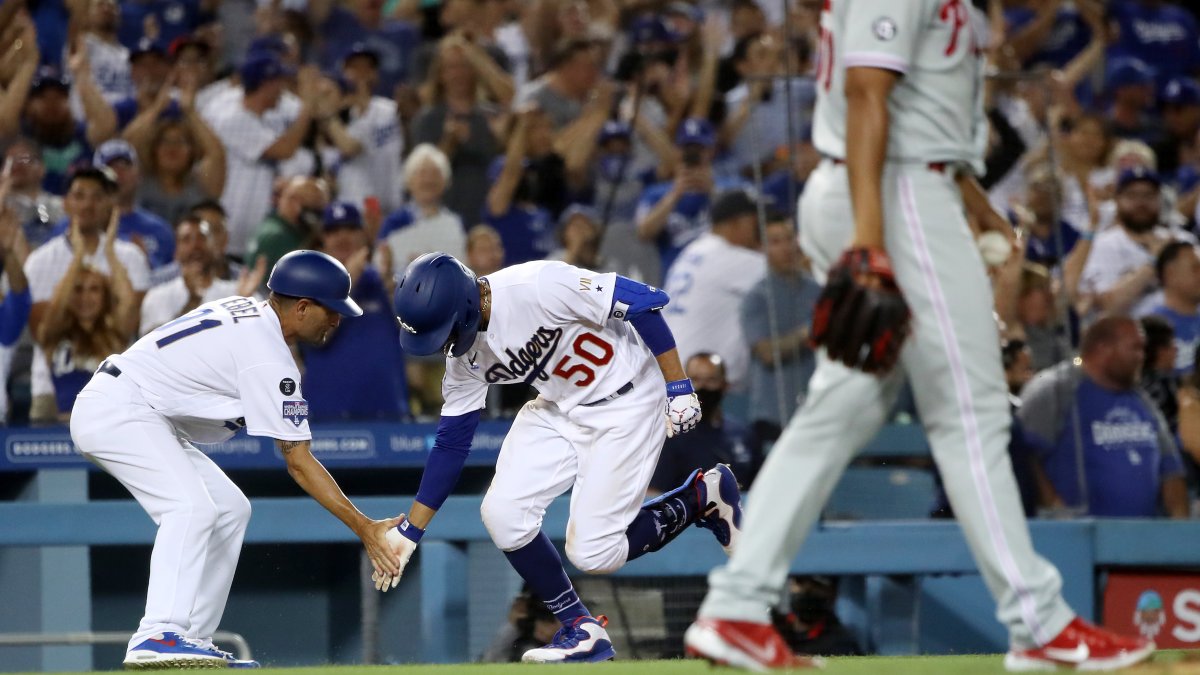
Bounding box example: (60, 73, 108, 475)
(0, 423, 1198, 670)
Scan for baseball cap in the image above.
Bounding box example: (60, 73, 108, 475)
(323, 201, 363, 231)
(710, 188, 760, 224)
(1116, 166, 1161, 192)
(675, 117, 715, 148)
(93, 139, 138, 167)
(597, 120, 632, 144)
(630, 16, 675, 45)
(240, 52, 293, 92)
(130, 37, 167, 62)
(169, 33, 211, 59)
(247, 35, 289, 58)
(342, 42, 380, 68)
(559, 204, 600, 228)
(29, 66, 70, 95)
(664, 2, 704, 23)
(1107, 57, 1155, 90)
(1162, 77, 1200, 107)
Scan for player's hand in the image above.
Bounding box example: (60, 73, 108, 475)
(810, 247, 911, 375)
(370, 514, 423, 592)
(665, 379, 701, 438)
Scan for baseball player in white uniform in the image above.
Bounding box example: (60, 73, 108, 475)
(70, 250, 402, 670)
(380, 252, 744, 663)
(684, 1, 1155, 671)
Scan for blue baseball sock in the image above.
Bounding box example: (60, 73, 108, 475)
(504, 531, 590, 626)
(625, 469, 703, 561)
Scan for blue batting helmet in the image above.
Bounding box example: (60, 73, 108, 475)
(393, 252, 481, 357)
(267, 250, 363, 317)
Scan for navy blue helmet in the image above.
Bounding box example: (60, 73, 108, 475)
(267, 250, 363, 317)
(393, 252, 481, 357)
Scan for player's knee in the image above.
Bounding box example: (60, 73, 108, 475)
(222, 492, 252, 531)
(166, 499, 220, 533)
(565, 536, 625, 575)
(480, 493, 538, 551)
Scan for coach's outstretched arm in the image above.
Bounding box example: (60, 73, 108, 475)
(274, 438, 403, 578)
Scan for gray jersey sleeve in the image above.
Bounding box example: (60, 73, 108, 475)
(842, 0, 930, 74)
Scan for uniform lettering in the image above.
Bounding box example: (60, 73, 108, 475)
(1174, 590, 1200, 643)
(484, 326, 563, 383)
(221, 297, 261, 322)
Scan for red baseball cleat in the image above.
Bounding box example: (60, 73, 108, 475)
(1004, 617, 1154, 671)
(684, 617, 822, 671)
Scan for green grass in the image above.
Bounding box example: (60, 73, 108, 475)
(9, 652, 1200, 675)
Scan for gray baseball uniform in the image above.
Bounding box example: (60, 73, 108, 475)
(698, 0, 1075, 650)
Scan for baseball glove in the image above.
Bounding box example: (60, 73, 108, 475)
(809, 246, 911, 374)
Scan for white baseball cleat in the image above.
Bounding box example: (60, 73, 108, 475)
(521, 615, 616, 663)
(696, 464, 743, 555)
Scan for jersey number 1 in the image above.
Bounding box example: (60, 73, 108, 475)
(552, 333, 614, 387)
(155, 308, 223, 348)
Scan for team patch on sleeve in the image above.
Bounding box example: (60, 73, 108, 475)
(282, 400, 309, 427)
(873, 16, 898, 41)
(279, 378, 297, 395)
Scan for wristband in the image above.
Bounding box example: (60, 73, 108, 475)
(397, 517, 425, 544)
(1080, 230, 1095, 241)
(666, 378, 694, 397)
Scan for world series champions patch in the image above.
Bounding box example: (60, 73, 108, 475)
(282, 400, 309, 427)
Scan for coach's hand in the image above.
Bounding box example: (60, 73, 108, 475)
(665, 379, 702, 437)
(810, 246, 911, 375)
(370, 515, 423, 592)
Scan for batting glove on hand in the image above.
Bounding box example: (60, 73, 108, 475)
(665, 378, 701, 437)
(371, 515, 422, 592)
(809, 246, 911, 375)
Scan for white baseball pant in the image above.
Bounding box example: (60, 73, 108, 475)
(698, 160, 1075, 649)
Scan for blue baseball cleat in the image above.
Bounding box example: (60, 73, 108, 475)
(696, 464, 743, 555)
(521, 615, 616, 663)
(122, 632, 227, 670)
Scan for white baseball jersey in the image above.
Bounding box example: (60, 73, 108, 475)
(336, 97, 404, 214)
(813, 0, 987, 173)
(68, 34, 132, 118)
(208, 102, 284, 256)
(439, 261, 653, 416)
(662, 233, 766, 390)
(106, 296, 311, 443)
(24, 234, 152, 398)
(139, 276, 240, 337)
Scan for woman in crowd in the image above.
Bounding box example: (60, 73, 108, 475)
(36, 215, 135, 422)
(123, 83, 226, 227)
(411, 37, 503, 225)
(377, 143, 465, 267)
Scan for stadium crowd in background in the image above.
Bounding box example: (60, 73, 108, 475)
(1, 0, 1200, 528)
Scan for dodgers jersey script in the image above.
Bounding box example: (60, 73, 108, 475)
(813, 0, 988, 172)
(439, 261, 652, 416)
(106, 296, 311, 443)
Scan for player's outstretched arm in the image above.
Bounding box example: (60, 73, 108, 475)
(275, 439, 403, 578)
(371, 409, 483, 591)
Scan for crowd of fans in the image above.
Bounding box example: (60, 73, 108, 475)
(2, 0, 1200, 522)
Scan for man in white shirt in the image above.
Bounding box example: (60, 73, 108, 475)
(1080, 168, 1195, 318)
(23, 166, 150, 421)
(72, 250, 400, 669)
(208, 52, 315, 257)
(140, 217, 248, 336)
(663, 189, 767, 390)
(332, 43, 404, 214)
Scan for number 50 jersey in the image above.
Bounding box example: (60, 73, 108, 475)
(105, 297, 312, 444)
(440, 261, 655, 416)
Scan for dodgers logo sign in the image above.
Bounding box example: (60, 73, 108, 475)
(282, 400, 309, 427)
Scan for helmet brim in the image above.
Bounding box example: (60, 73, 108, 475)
(398, 311, 457, 356)
(320, 296, 364, 317)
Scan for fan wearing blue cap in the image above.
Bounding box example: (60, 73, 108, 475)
(1079, 167, 1189, 318)
(333, 42, 405, 214)
(1153, 77, 1200, 176)
(635, 117, 746, 274)
(299, 201, 409, 422)
(13, 62, 117, 196)
(112, 37, 177, 132)
(1105, 58, 1158, 141)
(313, 0, 419, 96)
(90, 140, 175, 269)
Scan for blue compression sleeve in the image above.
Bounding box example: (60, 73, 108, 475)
(414, 409, 482, 510)
(611, 275, 669, 320)
(0, 287, 31, 346)
(630, 310, 676, 356)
